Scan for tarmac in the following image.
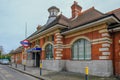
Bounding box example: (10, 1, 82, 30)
(8, 63, 118, 80)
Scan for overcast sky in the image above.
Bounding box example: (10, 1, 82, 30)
(0, 0, 120, 53)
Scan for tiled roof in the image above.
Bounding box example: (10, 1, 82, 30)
(11, 46, 23, 54)
(27, 7, 120, 40)
(40, 14, 69, 31)
(61, 14, 116, 33)
(69, 7, 105, 28)
(107, 8, 120, 20)
(9, 50, 15, 54)
(27, 14, 69, 39)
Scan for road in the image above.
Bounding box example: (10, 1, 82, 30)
(0, 64, 39, 80)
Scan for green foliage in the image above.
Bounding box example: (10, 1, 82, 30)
(0, 54, 11, 61)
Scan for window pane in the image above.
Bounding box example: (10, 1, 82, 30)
(72, 42, 78, 60)
(45, 44, 53, 60)
(85, 40, 91, 60)
(78, 39, 84, 60)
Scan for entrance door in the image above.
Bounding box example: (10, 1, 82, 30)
(36, 52, 40, 67)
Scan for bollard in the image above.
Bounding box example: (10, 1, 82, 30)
(24, 65, 26, 71)
(15, 63, 17, 68)
(10, 62, 12, 66)
(40, 63, 42, 76)
(85, 67, 89, 80)
(23, 60, 26, 71)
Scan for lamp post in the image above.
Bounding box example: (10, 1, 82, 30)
(20, 40, 29, 71)
(23, 48, 27, 71)
(15, 54, 17, 68)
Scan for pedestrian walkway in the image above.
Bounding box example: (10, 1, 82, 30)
(9, 63, 117, 80)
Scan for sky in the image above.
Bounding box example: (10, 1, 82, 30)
(0, 0, 120, 53)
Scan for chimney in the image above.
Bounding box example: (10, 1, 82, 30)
(36, 25, 42, 31)
(71, 1, 82, 19)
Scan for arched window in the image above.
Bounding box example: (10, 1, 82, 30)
(72, 39, 91, 60)
(45, 44, 53, 59)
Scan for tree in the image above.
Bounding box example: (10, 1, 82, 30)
(0, 50, 1, 59)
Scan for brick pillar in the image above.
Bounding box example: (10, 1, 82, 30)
(99, 29, 111, 60)
(54, 32, 63, 60)
(40, 38, 45, 60)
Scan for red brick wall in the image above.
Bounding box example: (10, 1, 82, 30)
(63, 30, 102, 60)
(114, 31, 120, 75)
(16, 53, 22, 64)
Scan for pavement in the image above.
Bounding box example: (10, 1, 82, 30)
(0, 64, 38, 80)
(8, 63, 118, 80)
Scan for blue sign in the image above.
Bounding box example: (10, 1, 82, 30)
(27, 48, 42, 53)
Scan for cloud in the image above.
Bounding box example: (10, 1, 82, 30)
(0, 0, 120, 53)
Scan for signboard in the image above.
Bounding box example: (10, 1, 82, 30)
(27, 48, 42, 53)
(20, 40, 30, 48)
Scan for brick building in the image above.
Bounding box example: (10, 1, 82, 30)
(10, 46, 24, 64)
(22, 1, 120, 77)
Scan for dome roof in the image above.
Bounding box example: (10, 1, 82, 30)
(48, 6, 60, 12)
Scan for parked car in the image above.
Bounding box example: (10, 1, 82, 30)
(0, 59, 2, 64)
(1, 59, 9, 65)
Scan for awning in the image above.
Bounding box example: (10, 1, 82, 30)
(27, 48, 42, 53)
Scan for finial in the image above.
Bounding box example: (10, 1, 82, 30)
(74, 1, 78, 5)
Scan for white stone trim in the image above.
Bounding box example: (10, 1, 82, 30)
(102, 52, 110, 56)
(56, 48, 63, 51)
(56, 51, 61, 54)
(55, 38, 61, 41)
(56, 54, 63, 57)
(56, 41, 63, 44)
(55, 57, 61, 60)
(92, 37, 111, 42)
(99, 48, 109, 51)
(101, 33, 110, 37)
(99, 29, 108, 33)
(99, 56, 109, 59)
(92, 40, 112, 44)
(56, 36, 62, 38)
(55, 33, 61, 36)
(102, 43, 110, 47)
(54, 46, 63, 48)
